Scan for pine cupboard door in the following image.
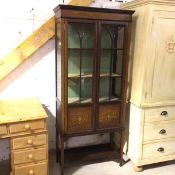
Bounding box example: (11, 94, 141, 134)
(97, 22, 127, 129)
(65, 20, 96, 134)
(145, 11, 175, 105)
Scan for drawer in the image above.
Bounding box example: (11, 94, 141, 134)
(67, 107, 93, 133)
(12, 146, 47, 165)
(142, 138, 175, 159)
(11, 133, 47, 150)
(9, 120, 45, 134)
(144, 121, 175, 142)
(0, 125, 7, 136)
(13, 161, 47, 175)
(98, 104, 120, 129)
(145, 106, 175, 123)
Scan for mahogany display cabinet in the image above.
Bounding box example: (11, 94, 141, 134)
(54, 4, 134, 175)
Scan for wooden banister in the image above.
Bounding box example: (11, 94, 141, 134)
(0, 17, 55, 81)
(0, 0, 95, 81)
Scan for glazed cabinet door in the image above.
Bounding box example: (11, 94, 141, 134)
(145, 11, 175, 105)
(65, 20, 96, 133)
(97, 22, 127, 129)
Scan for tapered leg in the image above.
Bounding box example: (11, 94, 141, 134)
(60, 137, 64, 175)
(56, 127, 59, 162)
(110, 132, 114, 146)
(119, 130, 124, 166)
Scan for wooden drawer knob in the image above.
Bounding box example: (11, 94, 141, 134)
(157, 147, 164, 152)
(27, 139, 33, 145)
(28, 170, 34, 175)
(28, 154, 33, 159)
(24, 124, 30, 130)
(161, 111, 168, 116)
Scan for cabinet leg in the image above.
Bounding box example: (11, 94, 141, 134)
(56, 128, 59, 163)
(119, 159, 124, 167)
(110, 132, 114, 145)
(60, 137, 64, 175)
(134, 166, 143, 172)
(119, 130, 124, 165)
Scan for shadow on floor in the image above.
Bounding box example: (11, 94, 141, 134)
(1, 151, 175, 175)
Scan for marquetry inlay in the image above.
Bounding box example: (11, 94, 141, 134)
(99, 111, 118, 124)
(70, 114, 88, 125)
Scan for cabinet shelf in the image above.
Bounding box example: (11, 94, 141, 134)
(68, 48, 94, 51)
(101, 48, 124, 51)
(68, 73, 93, 79)
(68, 97, 92, 104)
(100, 73, 121, 77)
(99, 96, 121, 102)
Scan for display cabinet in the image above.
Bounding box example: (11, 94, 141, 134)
(54, 5, 134, 175)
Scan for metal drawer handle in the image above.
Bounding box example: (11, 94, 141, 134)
(24, 124, 30, 130)
(27, 139, 33, 145)
(28, 169, 34, 175)
(28, 154, 33, 159)
(161, 111, 168, 116)
(159, 129, 166, 134)
(157, 147, 164, 152)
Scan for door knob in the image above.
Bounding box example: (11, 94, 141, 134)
(161, 111, 168, 116)
(27, 139, 33, 145)
(159, 129, 166, 134)
(28, 169, 34, 175)
(157, 147, 164, 152)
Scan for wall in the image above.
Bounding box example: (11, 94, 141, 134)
(0, 0, 126, 161)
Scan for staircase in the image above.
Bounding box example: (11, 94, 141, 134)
(0, 0, 95, 81)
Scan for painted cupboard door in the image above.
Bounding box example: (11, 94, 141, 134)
(146, 11, 175, 105)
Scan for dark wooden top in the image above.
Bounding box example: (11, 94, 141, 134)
(54, 4, 134, 15)
(54, 5, 134, 22)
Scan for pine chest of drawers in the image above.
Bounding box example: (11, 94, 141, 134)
(0, 98, 48, 175)
(127, 104, 175, 171)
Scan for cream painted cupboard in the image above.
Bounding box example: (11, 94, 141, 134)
(121, 0, 175, 171)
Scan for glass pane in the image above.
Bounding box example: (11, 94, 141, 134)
(67, 22, 95, 104)
(68, 78, 93, 104)
(81, 78, 92, 103)
(99, 77, 110, 102)
(68, 50, 80, 77)
(99, 77, 122, 102)
(100, 50, 111, 74)
(101, 25, 125, 49)
(117, 27, 125, 49)
(101, 27, 112, 48)
(99, 24, 125, 102)
(68, 23, 94, 48)
(113, 50, 123, 75)
(112, 77, 121, 97)
(81, 50, 93, 76)
(68, 79, 80, 104)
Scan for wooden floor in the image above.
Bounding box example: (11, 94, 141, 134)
(1, 151, 175, 175)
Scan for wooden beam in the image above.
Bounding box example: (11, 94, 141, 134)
(0, 1, 94, 82)
(68, 0, 95, 6)
(0, 16, 55, 81)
